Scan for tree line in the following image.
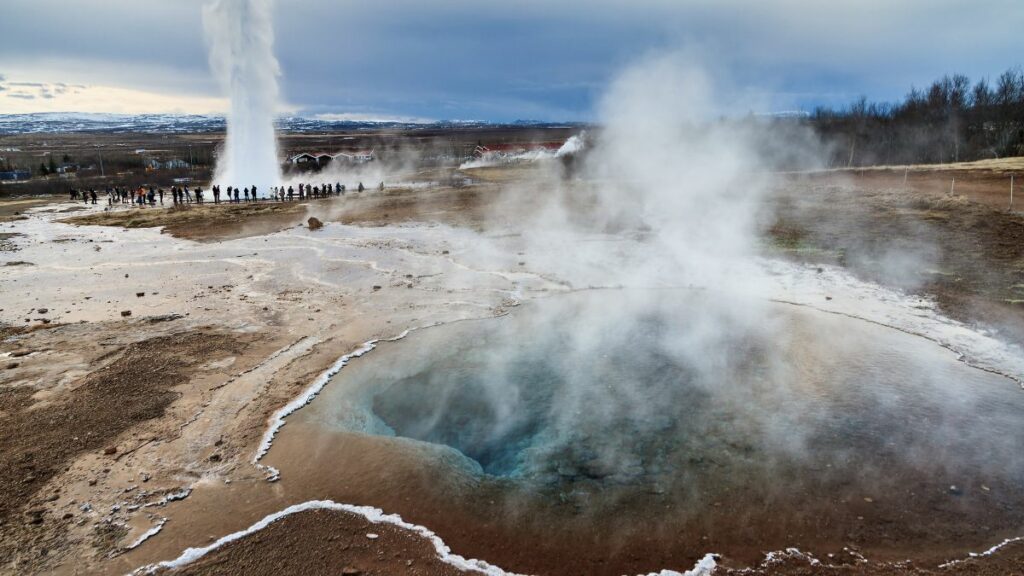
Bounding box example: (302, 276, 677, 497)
(810, 67, 1024, 167)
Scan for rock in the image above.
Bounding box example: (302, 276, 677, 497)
(365, 533, 379, 539)
(103, 446, 117, 455)
(372, 285, 382, 291)
(342, 568, 361, 575)
(949, 485, 963, 496)
(62, 513, 73, 520)
(307, 217, 323, 230)
(120, 310, 132, 317)
(87, 479, 97, 486)
(208, 453, 221, 462)
(36, 308, 48, 314)
(136, 292, 145, 298)
(146, 313, 183, 323)
(6, 363, 17, 370)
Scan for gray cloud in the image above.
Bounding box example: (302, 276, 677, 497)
(0, 0, 1021, 120)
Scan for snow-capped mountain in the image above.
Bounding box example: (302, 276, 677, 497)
(0, 113, 576, 134)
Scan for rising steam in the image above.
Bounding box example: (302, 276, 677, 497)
(203, 0, 282, 190)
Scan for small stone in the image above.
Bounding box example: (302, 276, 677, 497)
(6, 363, 17, 370)
(120, 310, 132, 317)
(62, 513, 73, 520)
(949, 485, 963, 496)
(342, 568, 361, 575)
(36, 308, 48, 314)
(88, 479, 97, 486)
(136, 292, 145, 297)
(208, 454, 221, 462)
(372, 285, 382, 291)
(366, 533, 378, 539)
(103, 446, 117, 455)
(307, 217, 323, 230)
(863, 497, 873, 503)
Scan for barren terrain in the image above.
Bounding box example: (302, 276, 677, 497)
(1, 154, 1022, 575)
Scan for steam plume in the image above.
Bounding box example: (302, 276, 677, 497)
(203, 0, 282, 190)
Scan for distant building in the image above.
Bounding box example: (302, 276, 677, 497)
(287, 149, 376, 166)
(145, 158, 190, 170)
(288, 153, 319, 165)
(163, 159, 190, 169)
(336, 149, 375, 164)
(0, 170, 31, 181)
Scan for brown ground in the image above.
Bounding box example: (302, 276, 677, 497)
(61, 201, 308, 241)
(0, 196, 55, 223)
(156, 507, 1024, 576)
(163, 508, 466, 576)
(4, 159, 1024, 575)
(60, 186, 488, 241)
(772, 169, 1024, 343)
(0, 324, 251, 572)
(717, 540, 1024, 575)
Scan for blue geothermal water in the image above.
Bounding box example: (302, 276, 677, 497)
(298, 291, 1024, 495)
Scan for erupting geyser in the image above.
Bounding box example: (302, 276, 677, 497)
(203, 0, 281, 190)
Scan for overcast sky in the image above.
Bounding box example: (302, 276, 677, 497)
(0, 0, 1021, 121)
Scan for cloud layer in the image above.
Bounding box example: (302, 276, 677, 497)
(0, 0, 1022, 120)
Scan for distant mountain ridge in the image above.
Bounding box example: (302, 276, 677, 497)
(0, 113, 583, 135)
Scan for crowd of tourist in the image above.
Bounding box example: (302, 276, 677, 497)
(68, 181, 380, 207)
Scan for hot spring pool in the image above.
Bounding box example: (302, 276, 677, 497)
(299, 290, 1023, 487)
(282, 290, 1024, 569)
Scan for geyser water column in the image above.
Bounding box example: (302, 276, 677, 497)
(203, 0, 282, 190)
